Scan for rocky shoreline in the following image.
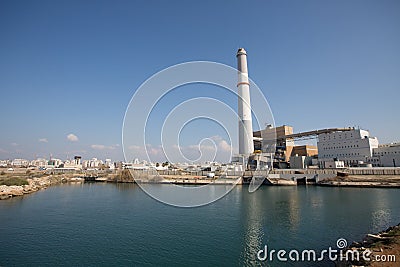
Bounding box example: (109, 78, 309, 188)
(0, 175, 62, 200)
(336, 224, 400, 266)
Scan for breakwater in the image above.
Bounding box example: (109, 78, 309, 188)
(0, 176, 62, 200)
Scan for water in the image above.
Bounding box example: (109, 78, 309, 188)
(0, 183, 399, 266)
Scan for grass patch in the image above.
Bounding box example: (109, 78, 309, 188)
(0, 177, 29, 186)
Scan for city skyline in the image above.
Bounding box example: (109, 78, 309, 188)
(1, 0, 399, 161)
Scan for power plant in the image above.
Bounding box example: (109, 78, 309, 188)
(234, 48, 393, 170)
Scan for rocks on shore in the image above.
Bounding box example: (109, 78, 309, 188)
(0, 176, 59, 200)
(336, 223, 400, 266)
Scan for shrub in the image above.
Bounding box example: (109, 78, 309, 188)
(0, 177, 29, 186)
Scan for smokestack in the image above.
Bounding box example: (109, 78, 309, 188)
(237, 48, 254, 156)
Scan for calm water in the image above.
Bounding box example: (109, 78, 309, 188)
(0, 183, 399, 266)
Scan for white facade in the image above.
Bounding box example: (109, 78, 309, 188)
(11, 159, 30, 167)
(83, 158, 103, 169)
(371, 143, 400, 167)
(64, 156, 83, 170)
(30, 158, 48, 167)
(105, 159, 115, 170)
(0, 160, 10, 167)
(323, 160, 345, 169)
(317, 129, 379, 167)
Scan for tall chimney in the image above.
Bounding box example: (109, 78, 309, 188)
(237, 48, 254, 156)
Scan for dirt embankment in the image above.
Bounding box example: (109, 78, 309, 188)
(318, 175, 400, 188)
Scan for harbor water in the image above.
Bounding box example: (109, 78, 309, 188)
(0, 183, 399, 266)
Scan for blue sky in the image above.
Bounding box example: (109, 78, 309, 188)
(0, 0, 399, 162)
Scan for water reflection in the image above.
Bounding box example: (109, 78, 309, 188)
(368, 189, 392, 232)
(287, 187, 300, 231)
(241, 188, 265, 266)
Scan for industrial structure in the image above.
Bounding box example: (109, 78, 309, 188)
(371, 143, 400, 167)
(236, 48, 254, 158)
(232, 48, 397, 170)
(252, 125, 400, 168)
(317, 128, 379, 167)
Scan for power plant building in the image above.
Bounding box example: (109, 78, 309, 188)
(232, 48, 396, 170)
(371, 143, 400, 167)
(253, 125, 294, 163)
(317, 129, 379, 167)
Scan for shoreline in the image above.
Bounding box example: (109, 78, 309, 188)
(0, 175, 63, 200)
(316, 175, 400, 188)
(337, 223, 400, 266)
(2, 171, 400, 200)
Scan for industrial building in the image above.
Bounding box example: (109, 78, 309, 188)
(290, 145, 318, 158)
(252, 125, 386, 168)
(371, 143, 400, 167)
(254, 125, 294, 164)
(317, 129, 379, 167)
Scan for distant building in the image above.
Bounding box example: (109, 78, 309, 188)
(83, 158, 103, 169)
(64, 156, 83, 170)
(0, 160, 10, 167)
(11, 159, 29, 167)
(47, 158, 63, 168)
(317, 129, 379, 167)
(30, 158, 47, 168)
(105, 159, 115, 170)
(371, 143, 400, 167)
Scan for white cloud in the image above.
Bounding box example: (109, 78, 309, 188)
(39, 138, 48, 143)
(128, 144, 163, 157)
(67, 133, 79, 142)
(128, 145, 141, 151)
(146, 144, 162, 156)
(91, 144, 106, 150)
(218, 140, 231, 152)
(188, 144, 215, 151)
(125, 140, 231, 163)
(91, 144, 116, 150)
(210, 135, 223, 141)
(11, 142, 18, 146)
